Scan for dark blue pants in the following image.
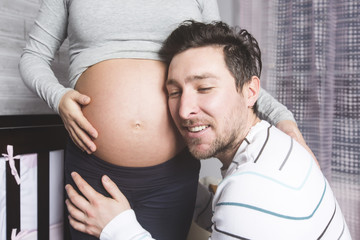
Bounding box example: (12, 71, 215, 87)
(64, 140, 200, 240)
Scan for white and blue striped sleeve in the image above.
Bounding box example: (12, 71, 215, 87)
(100, 210, 154, 240)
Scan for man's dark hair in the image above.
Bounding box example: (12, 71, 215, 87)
(160, 20, 262, 93)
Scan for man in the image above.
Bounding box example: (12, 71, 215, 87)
(65, 21, 351, 239)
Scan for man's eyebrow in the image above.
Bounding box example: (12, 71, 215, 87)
(166, 73, 217, 86)
(166, 78, 177, 86)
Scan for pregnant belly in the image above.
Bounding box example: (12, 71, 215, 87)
(75, 59, 185, 167)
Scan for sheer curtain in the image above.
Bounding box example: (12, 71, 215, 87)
(225, 0, 359, 238)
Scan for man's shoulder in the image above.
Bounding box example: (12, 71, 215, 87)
(217, 119, 326, 215)
(243, 120, 315, 174)
(216, 142, 325, 213)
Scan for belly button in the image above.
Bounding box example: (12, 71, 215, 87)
(133, 121, 142, 130)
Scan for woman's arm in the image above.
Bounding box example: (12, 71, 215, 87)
(257, 88, 295, 125)
(257, 89, 318, 164)
(19, 0, 70, 112)
(19, 0, 97, 153)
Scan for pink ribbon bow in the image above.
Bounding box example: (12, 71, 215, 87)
(2, 145, 21, 185)
(11, 228, 33, 240)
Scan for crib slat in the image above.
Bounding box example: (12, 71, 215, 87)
(6, 158, 20, 240)
(38, 151, 49, 240)
(1, 115, 67, 240)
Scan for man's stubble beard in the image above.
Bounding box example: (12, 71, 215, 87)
(186, 129, 238, 160)
(186, 109, 246, 160)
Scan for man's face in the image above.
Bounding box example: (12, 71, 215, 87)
(166, 46, 253, 160)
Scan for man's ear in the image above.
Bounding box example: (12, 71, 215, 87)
(246, 76, 260, 108)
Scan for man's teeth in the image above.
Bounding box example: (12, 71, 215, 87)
(188, 125, 208, 132)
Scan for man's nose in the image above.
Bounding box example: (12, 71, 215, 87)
(179, 92, 199, 119)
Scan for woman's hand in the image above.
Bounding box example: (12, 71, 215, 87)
(276, 120, 320, 167)
(59, 90, 98, 154)
(65, 172, 131, 238)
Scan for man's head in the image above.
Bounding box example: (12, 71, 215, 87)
(160, 20, 262, 100)
(161, 21, 261, 165)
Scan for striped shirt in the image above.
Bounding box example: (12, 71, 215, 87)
(196, 120, 351, 239)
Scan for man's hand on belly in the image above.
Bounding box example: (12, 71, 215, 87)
(65, 172, 130, 238)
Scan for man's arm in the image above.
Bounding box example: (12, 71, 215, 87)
(65, 172, 154, 240)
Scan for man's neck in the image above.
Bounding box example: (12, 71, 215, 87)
(218, 115, 261, 170)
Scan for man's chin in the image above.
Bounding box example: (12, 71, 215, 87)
(188, 146, 214, 160)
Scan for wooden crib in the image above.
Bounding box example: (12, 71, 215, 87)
(0, 115, 70, 240)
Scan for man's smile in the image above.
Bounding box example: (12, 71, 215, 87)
(187, 125, 210, 133)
